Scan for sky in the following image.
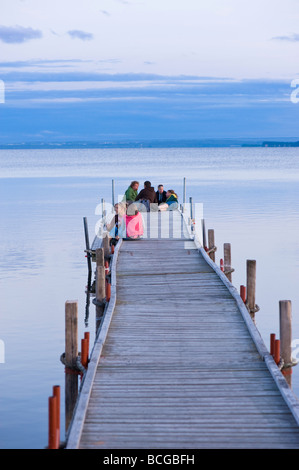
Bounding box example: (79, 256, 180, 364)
(0, 0, 299, 143)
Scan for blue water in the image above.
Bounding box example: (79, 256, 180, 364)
(1, 147, 299, 448)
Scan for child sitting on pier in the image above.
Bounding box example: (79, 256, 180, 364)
(106, 202, 127, 245)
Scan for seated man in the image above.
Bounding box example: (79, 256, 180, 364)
(156, 184, 167, 205)
(135, 180, 157, 212)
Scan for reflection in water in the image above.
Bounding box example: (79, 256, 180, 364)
(84, 282, 91, 328)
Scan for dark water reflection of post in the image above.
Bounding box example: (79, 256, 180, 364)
(84, 282, 91, 328)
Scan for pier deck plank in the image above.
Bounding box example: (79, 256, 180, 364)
(69, 211, 299, 449)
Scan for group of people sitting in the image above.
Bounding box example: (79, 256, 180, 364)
(106, 180, 179, 242)
(123, 180, 178, 211)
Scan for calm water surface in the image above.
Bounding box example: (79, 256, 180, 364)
(1, 147, 299, 448)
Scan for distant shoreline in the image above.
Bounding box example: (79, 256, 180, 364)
(0, 139, 299, 150)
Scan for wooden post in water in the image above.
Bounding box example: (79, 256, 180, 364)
(65, 301, 78, 433)
(189, 197, 194, 232)
(103, 233, 110, 261)
(208, 229, 216, 262)
(240, 285, 246, 303)
(48, 395, 57, 449)
(223, 243, 232, 283)
(280, 300, 293, 386)
(202, 219, 207, 250)
(274, 339, 281, 366)
(246, 260, 257, 321)
(270, 333, 276, 357)
(96, 248, 106, 330)
(112, 179, 115, 207)
(53, 385, 60, 448)
(183, 177, 186, 213)
(102, 198, 106, 218)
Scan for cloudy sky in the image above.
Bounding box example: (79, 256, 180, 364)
(0, 0, 299, 143)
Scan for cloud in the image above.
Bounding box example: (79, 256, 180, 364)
(0, 59, 93, 69)
(67, 30, 93, 41)
(0, 25, 42, 44)
(1, 74, 297, 143)
(272, 33, 299, 42)
(100, 10, 110, 16)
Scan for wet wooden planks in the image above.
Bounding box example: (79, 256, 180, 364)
(75, 237, 299, 449)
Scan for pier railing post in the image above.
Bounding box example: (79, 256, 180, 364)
(246, 260, 259, 321)
(53, 385, 60, 448)
(224, 243, 232, 283)
(103, 232, 110, 261)
(207, 229, 215, 262)
(280, 300, 293, 386)
(189, 197, 194, 232)
(183, 177, 186, 213)
(48, 395, 57, 449)
(101, 198, 106, 218)
(65, 301, 78, 433)
(112, 179, 115, 207)
(96, 248, 106, 329)
(202, 219, 207, 249)
(240, 285, 246, 303)
(48, 385, 60, 449)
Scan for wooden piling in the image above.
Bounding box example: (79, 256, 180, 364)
(106, 280, 111, 302)
(96, 248, 105, 300)
(48, 396, 57, 449)
(270, 333, 276, 357)
(202, 219, 207, 249)
(246, 260, 257, 320)
(208, 229, 216, 262)
(81, 338, 88, 370)
(279, 300, 292, 366)
(183, 177, 186, 210)
(224, 243, 232, 282)
(101, 198, 106, 217)
(189, 197, 194, 232)
(274, 339, 280, 366)
(65, 301, 78, 432)
(84, 331, 90, 358)
(280, 300, 293, 385)
(53, 385, 60, 448)
(103, 232, 110, 260)
(96, 248, 106, 328)
(112, 179, 115, 207)
(240, 285, 246, 303)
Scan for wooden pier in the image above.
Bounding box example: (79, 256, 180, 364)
(64, 209, 299, 449)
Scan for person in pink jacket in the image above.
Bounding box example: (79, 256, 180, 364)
(124, 203, 144, 239)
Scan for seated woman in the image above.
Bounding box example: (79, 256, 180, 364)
(158, 190, 179, 211)
(106, 202, 126, 245)
(124, 203, 144, 239)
